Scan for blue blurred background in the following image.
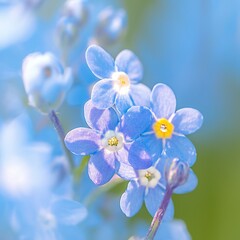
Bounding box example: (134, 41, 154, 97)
(1, 0, 240, 239)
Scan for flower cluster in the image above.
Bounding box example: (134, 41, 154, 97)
(65, 44, 203, 236)
(1, 1, 204, 238)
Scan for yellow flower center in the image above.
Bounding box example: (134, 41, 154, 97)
(117, 73, 129, 86)
(145, 171, 153, 181)
(112, 72, 130, 94)
(108, 136, 119, 146)
(152, 118, 174, 139)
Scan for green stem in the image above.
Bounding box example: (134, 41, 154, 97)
(48, 110, 74, 170)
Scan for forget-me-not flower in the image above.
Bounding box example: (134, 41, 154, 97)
(85, 45, 151, 114)
(65, 100, 153, 185)
(140, 83, 203, 166)
(22, 52, 72, 113)
(119, 160, 174, 218)
(14, 197, 87, 240)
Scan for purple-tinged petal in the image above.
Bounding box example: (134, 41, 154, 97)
(51, 199, 87, 225)
(88, 149, 116, 185)
(165, 135, 196, 167)
(127, 140, 152, 169)
(174, 169, 198, 194)
(86, 45, 115, 79)
(65, 128, 101, 155)
(150, 83, 176, 119)
(172, 108, 203, 135)
(115, 144, 130, 165)
(117, 162, 137, 180)
(119, 106, 154, 141)
(140, 134, 163, 162)
(120, 181, 144, 217)
(91, 79, 116, 109)
(84, 100, 119, 133)
(115, 93, 133, 115)
(145, 186, 174, 220)
(129, 83, 151, 107)
(115, 50, 143, 83)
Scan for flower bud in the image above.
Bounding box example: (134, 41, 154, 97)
(93, 7, 127, 46)
(63, 0, 89, 27)
(165, 158, 190, 190)
(22, 52, 73, 113)
(56, 0, 89, 48)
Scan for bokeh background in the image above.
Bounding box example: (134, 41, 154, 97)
(1, 0, 240, 239)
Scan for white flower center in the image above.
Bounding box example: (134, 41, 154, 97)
(102, 130, 124, 152)
(112, 71, 130, 94)
(138, 166, 161, 188)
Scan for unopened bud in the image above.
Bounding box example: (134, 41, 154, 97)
(22, 52, 72, 113)
(165, 158, 190, 190)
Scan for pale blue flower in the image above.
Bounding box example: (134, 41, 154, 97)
(65, 100, 152, 185)
(140, 83, 203, 166)
(86, 45, 151, 114)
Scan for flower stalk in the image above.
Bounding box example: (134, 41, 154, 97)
(48, 110, 74, 170)
(145, 187, 173, 240)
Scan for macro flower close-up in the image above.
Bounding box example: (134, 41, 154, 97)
(0, 1, 240, 240)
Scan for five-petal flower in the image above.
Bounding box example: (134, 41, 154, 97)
(85, 45, 151, 114)
(65, 100, 153, 185)
(140, 83, 203, 166)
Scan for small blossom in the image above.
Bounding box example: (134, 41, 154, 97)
(15, 198, 87, 240)
(86, 45, 151, 114)
(140, 83, 203, 166)
(119, 163, 174, 218)
(22, 52, 72, 113)
(65, 100, 153, 185)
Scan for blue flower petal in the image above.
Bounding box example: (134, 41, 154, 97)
(51, 199, 87, 225)
(150, 83, 176, 119)
(120, 181, 144, 217)
(84, 100, 119, 133)
(117, 161, 137, 180)
(88, 149, 116, 185)
(65, 128, 101, 155)
(145, 186, 174, 220)
(165, 135, 197, 167)
(156, 220, 191, 240)
(119, 106, 154, 141)
(140, 134, 163, 162)
(91, 79, 117, 109)
(115, 50, 143, 83)
(172, 108, 203, 135)
(174, 169, 198, 194)
(127, 140, 152, 169)
(129, 83, 151, 107)
(86, 45, 115, 79)
(115, 93, 133, 114)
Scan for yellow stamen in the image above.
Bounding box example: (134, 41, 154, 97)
(153, 118, 174, 139)
(108, 137, 119, 146)
(145, 171, 153, 181)
(118, 73, 129, 86)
